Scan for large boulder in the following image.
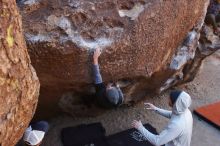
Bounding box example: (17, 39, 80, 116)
(0, 0, 40, 145)
(18, 0, 210, 117)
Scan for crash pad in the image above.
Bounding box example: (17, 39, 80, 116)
(194, 101, 220, 129)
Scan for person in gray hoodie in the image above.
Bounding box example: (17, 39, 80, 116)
(132, 90, 193, 146)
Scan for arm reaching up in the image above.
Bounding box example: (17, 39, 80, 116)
(93, 48, 103, 84)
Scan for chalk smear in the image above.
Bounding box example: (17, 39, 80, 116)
(118, 3, 145, 20)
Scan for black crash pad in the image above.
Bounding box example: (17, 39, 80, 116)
(61, 123, 107, 146)
(61, 123, 159, 146)
(106, 123, 158, 146)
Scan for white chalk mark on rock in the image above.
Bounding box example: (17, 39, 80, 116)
(56, 16, 113, 50)
(118, 3, 145, 20)
(26, 14, 124, 50)
(68, 0, 80, 8)
(25, 33, 52, 43)
(22, 0, 40, 6)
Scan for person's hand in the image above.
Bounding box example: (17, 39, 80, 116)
(115, 83, 120, 88)
(132, 120, 143, 129)
(93, 48, 101, 65)
(144, 103, 157, 110)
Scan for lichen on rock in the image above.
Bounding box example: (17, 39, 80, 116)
(6, 25, 14, 47)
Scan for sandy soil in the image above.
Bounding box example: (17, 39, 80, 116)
(42, 50, 220, 146)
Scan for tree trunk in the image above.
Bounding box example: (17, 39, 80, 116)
(0, 0, 40, 145)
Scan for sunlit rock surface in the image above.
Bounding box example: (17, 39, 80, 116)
(0, 0, 40, 145)
(17, 0, 214, 117)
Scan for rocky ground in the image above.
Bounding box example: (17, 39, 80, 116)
(42, 50, 220, 146)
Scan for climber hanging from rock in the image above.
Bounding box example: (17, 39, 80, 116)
(205, 0, 220, 35)
(132, 90, 193, 146)
(92, 48, 124, 108)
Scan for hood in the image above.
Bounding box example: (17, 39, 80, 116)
(172, 91, 191, 115)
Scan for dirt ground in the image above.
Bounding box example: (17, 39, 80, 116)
(42, 50, 220, 146)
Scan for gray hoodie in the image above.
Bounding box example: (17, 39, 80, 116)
(137, 91, 193, 146)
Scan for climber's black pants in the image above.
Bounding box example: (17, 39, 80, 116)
(205, 13, 220, 30)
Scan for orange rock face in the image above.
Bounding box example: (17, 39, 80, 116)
(0, 0, 40, 145)
(18, 0, 210, 117)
